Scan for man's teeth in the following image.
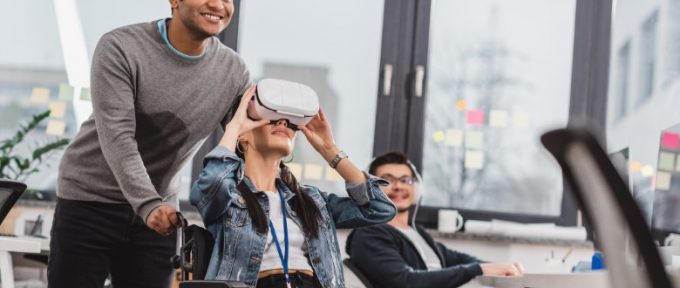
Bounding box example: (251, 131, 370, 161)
(203, 14, 221, 21)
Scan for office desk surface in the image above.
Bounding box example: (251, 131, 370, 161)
(478, 272, 609, 288)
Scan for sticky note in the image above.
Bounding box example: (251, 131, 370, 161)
(465, 131, 484, 149)
(325, 168, 343, 182)
(631, 160, 641, 173)
(641, 165, 655, 177)
(432, 130, 445, 143)
(46, 120, 66, 136)
(304, 164, 323, 180)
(31, 87, 50, 104)
(676, 155, 680, 172)
(456, 100, 467, 111)
(58, 84, 74, 100)
(513, 112, 530, 128)
(656, 171, 672, 191)
(489, 110, 508, 127)
(286, 163, 303, 179)
(465, 150, 484, 170)
(659, 152, 675, 171)
(48, 101, 67, 118)
(81, 87, 91, 101)
(662, 132, 680, 150)
(445, 129, 463, 147)
(466, 110, 484, 126)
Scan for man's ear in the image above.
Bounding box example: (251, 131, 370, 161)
(169, 0, 179, 10)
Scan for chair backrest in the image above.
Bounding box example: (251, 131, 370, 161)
(541, 128, 672, 288)
(343, 258, 374, 288)
(0, 179, 26, 226)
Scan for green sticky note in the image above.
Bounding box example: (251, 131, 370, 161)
(465, 131, 484, 149)
(81, 87, 91, 101)
(58, 84, 74, 100)
(659, 152, 675, 171)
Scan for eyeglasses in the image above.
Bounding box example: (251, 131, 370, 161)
(379, 175, 416, 186)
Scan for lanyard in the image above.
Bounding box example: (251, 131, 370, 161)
(268, 190, 291, 288)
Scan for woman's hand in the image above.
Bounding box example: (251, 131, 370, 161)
(299, 108, 339, 162)
(219, 85, 269, 151)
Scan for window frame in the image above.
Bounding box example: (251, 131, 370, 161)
(376, 0, 613, 228)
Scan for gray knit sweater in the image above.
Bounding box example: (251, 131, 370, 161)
(57, 19, 250, 221)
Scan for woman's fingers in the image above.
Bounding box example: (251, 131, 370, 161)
(235, 85, 256, 115)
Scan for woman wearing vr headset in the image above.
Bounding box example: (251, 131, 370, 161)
(190, 84, 397, 288)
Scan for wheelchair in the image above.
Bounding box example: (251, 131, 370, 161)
(171, 212, 251, 288)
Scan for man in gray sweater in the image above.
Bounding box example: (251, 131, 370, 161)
(48, 1, 250, 287)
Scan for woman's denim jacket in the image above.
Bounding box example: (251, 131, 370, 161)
(190, 146, 397, 288)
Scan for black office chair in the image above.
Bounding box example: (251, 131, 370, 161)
(343, 258, 374, 288)
(541, 128, 673, 288)
(0, 179, 26, 226)
(172, 213, 251, 288)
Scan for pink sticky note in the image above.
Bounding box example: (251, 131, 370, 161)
(467, 109, 484, 126)
(662, 132, 680, 150)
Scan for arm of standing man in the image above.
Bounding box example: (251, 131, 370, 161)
(90, 33, 177, 235)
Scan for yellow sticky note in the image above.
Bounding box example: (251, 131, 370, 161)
(59, 84, 74, 100)
(489, 110, 509, 127)
(31, 87, 50, 104)
(465, 150, 484, 170)
(286, 163, 303, 179)
(676, 156, 680, 172)
(81, 87, 91, 101)
(304, 164, 323, 180)
(657, 171, 672, 191)
(325, 168, 343, 182)
(432, 130, 445, 143)
(445, 129, 463, 147)
(631, 160, 641, 173)
(513, 112, 530, 128)
(659, 152, 675, 171)
(48, 101, 67, 118)
(46, 120, 66, 136)
(641, 165, 655, 177)
(465, 131, 484, 149)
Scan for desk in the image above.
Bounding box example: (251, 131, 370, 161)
(478, 272, 609, 288)
(0, 236, 48, 288)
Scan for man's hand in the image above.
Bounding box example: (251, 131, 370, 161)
(480, 262, 525, 276)
(145, 204, 179, 236)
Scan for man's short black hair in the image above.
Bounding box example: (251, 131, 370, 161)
(368, 151, 418, 179)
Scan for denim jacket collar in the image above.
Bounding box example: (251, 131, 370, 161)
(240, 176, 295, 201)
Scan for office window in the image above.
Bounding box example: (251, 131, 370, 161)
(420, 0, 576, 216)
(607, 1, 680, 231)
(639, 10, 658, 102)
(616, 41, 631, 119)
(0, 1, 169, 196)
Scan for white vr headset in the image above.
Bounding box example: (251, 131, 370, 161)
(247, 78, 320, 130)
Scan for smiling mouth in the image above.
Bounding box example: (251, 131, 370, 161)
(200, 13, 224, 22)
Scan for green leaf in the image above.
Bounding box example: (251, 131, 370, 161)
(32, 138, 70, 161)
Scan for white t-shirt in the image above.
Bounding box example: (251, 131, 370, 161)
(397, 226, 443, 270)
(260, 191, 314, 272)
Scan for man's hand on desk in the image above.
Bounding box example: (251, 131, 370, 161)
(145, 204, 179, 236)
(480, 262, 525, 277)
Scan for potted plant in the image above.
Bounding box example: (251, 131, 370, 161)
(0, 110, 70, 198)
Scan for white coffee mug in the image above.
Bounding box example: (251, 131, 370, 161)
(437, 209, 464, 233)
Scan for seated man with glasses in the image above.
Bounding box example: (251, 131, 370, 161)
(346, 152, 523, 288)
